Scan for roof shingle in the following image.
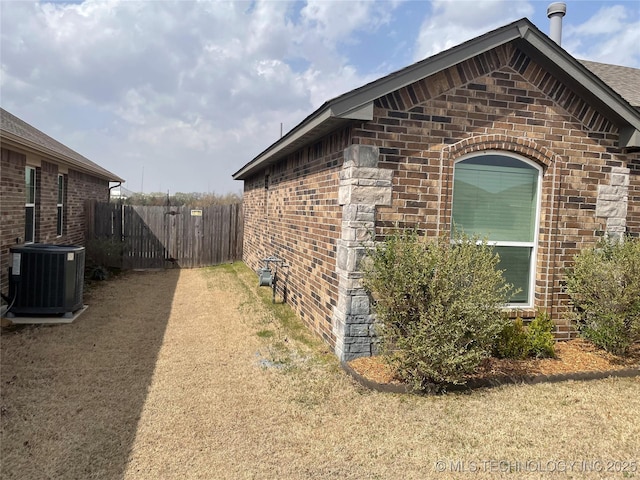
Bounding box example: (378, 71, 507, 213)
(1, 107, 123, 182)
(580, 60, 640, 108)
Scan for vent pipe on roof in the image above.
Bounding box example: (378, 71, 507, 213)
(547, 2, 566, 45)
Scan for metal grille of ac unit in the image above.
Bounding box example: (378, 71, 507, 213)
(8, 244, 85, 317)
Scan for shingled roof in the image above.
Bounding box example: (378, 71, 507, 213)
(581, 60, 640, 109)
(0, 107, 123, 182)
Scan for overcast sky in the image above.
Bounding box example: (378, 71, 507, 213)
(1, 0, 639, 195)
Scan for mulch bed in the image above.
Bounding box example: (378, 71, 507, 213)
(345, 339, 640, 393)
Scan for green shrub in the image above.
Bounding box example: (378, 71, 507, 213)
(565, 237, 640, 355)
(493, 311, 556, 360)
(527, 310, 556, 358)
(85, 238, 123, 269)
(494, 317, 530, 359)
(363, 231, 513, 390)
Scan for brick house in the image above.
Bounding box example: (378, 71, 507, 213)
(233, 18, 640, 361)
(1, 107, 124, 295)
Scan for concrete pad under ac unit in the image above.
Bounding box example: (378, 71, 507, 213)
(3, 305, 89, 325)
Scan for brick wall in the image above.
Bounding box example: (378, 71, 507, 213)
(242, 129, 349, 346)
(1, 146, 109, 296)
(241, 41, 640, 354)
(1, 148, 26, 295)
(67, 170, 109, 243)
(351, 43, 640, 338)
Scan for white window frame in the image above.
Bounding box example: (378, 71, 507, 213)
(25, 166, 36, 244)
(57, 174, 64, 236)
(452, 151, 542, 308)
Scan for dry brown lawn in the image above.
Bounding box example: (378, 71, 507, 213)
(1, 264, 639, 479)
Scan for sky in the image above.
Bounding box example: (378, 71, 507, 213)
(1, 1, 639, 195)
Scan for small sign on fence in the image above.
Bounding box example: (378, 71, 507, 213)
(190, 209, 203, 217)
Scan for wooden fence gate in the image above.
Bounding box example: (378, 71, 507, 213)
(85, 201, 243, 269)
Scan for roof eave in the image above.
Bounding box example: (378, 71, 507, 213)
(232, 26, 527, 181)
(328, 24, 526, 118)
(1, 131, 125, 182)
(232, 102, 373, 180)
(517, 30, 640, 147)
(620, 127, 640, 149)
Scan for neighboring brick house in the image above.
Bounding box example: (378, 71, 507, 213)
(1, 107, 124, 295)
(233, 18, 640, 361)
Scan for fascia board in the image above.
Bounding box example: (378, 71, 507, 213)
(620, 127, 640, 148)
(520, 29, 640, 147)
(233, 23, 528, 181)
(336, 102, 374, 120)
(233, 108, 336, 179)
(330, 26, 523, 118)
(233, 25, 526, 181)
(233, 17, 640, 179)
(1, 130, 124, 182)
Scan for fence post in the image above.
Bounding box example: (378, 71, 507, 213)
(85, 199, 96, 243)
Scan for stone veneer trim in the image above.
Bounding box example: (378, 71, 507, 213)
(333, 144, 392, 361)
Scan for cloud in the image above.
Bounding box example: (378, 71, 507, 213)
(413, 0, 534, 61)
(563, 4, 640, 67)
(0, 0, 393, 193)
(1, 0, 637, 195)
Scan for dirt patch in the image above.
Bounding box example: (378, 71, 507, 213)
(349, 340, 640, 385)
(2, 265, 640, 479)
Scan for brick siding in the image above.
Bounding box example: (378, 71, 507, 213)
(242, 41, 640, 353)
(351, 43, 639, 339)
(243, 130, 349, 346)
(1, 147, 109, 296)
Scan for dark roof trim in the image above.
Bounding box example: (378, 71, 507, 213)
(232, 103, 373, 180)
(233, 18, 640, 180)
(517, 28, 640, 138)
(1, 108, 124, 182)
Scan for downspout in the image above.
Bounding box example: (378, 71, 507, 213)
(109, 181, 122, 201)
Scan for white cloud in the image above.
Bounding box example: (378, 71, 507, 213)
(300, 0, 393, 47)
(0, 0, 391, 193)
(563, 4, 640, 67)
(413, 0, 534, 61)
(1, 0, 637, 195)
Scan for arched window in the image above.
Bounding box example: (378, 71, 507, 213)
(452, 152, 541, 306)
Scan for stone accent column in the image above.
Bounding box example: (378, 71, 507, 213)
(596, 166, 630, 240)
(332, 145, 392, 361)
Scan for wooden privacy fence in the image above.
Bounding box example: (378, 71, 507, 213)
(85, 201, 243, 269)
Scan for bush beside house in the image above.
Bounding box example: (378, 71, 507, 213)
(566, 237, 640, 355)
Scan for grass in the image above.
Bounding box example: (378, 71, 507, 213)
(1, 263, 639, 479)
(256, 329, 275, 338)
(219, 262, 334, 365)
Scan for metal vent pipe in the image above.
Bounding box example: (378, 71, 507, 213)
(547, 2, 567, 45)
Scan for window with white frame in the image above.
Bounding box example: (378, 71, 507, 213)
(25, 167, 36, 243)
(57, 174, 65, 236)
(451, 152, 541, 306)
